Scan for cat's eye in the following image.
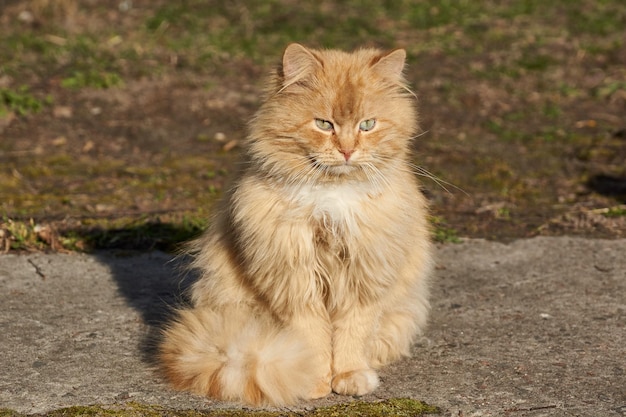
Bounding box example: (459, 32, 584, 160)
(315, 119, 334, 131)
(359, 119, 376, 132)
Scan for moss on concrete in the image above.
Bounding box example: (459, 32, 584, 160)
(0, 398, 440, 417)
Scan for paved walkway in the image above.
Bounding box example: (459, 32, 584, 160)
(1, 237, 625, 416)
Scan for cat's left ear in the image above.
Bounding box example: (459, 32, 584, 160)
(371, 49, 407, 81)
(281, 43, 321, 88)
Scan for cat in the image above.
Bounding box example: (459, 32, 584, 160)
(159, 43, 433, 406)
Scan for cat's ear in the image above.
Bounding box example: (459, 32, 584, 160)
(282, 43, 321, 87)
(371, 48, 407, 81)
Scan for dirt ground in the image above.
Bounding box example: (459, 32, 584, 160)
(1, 0, 625, 250)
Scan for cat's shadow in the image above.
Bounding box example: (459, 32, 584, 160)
(93, 250, 197, 365)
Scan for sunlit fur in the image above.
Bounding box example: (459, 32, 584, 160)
(159, 43, 433, 406)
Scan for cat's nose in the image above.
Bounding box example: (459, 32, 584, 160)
(340, 149, 354, 161)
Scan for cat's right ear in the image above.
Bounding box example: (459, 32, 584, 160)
(371, 48, 407, 82)
(281, 43, 320, 88)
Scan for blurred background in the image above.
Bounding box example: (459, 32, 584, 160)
(0, 0, 624, 251)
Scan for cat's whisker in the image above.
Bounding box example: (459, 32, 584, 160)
(289, 158, 325, 189)
(393, 83, 418, 102)
(361, 162, 391, 193)
(410, 130, 429, 140)
(359, 164, 378, 190)
(286, 167, 312, 188)
(368, 164, 389, 190)
(368, 154, 467, 196)
(408, 163, 469, 196)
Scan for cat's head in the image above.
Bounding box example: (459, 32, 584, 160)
(248, 43, 418, 185)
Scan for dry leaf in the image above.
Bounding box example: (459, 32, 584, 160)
(53, 106, 73, 118)
(222, 139, 238, 152)
(51, 136, 67, 146)
(82, 140, 95, 152)
(35, 224, 60, 251)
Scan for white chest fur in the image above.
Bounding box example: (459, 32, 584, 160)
(285, 182, 375, 232)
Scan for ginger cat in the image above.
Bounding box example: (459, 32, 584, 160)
(159, 43, 433, 405)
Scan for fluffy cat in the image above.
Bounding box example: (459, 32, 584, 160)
(159, 43, 433, 406)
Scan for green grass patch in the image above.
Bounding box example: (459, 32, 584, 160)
(565, 2, 626, 36)
(0, 218, 44, 251)
(484, 119, 524, 142)
(2, 0, 622, 82)
(1, 31, 127, 89)
(396, 0, 486, 29)
(517, 51, 556, 71)
(0, 86, 51, 117)
(61, 70, 124, 89)
(597, 205, 626, 218)
(431, 216, 461, 244)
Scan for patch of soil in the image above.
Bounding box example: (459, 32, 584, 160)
(1, 1, 625, 251)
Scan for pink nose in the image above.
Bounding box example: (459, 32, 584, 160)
(340, 149, 354, 161)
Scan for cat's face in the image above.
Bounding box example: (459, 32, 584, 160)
(248, 44, 418, 184)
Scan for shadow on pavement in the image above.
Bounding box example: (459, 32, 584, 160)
(94, 249, 197, 365)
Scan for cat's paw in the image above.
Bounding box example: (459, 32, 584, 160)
(308, 376, 332, 399)
(331, 369, 379, 396)
(307, 370, 332, 399)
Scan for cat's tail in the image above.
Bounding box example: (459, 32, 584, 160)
(158, 306, 316, 406)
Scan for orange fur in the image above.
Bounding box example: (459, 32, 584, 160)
(159, 43, 433, 406)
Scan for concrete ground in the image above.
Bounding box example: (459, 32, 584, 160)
(1, 237, 624, 416)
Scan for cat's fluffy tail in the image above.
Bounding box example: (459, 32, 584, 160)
(159, 306, 315, 406)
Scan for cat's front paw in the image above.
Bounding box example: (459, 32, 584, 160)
(331, 369, 379, 396)
(307, 372, 332, 399)
(308, 380, 332, 399)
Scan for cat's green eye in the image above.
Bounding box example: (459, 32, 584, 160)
(359, 119, 376, 132)
(315, 119, 334, 131)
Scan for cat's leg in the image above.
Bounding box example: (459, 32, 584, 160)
(367, 274, 430, 368)
(367, 308, 421, 368)
(286, 301, 333, 399)
(330, 305, 380, 396)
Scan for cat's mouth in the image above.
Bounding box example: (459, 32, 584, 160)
(327, 164, 355, 175)
(308, 155, 358, 175)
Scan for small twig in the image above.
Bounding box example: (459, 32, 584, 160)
(505, 404, 558, 412)
(27, 259, 46, 280)
(588, 204, 626, 214)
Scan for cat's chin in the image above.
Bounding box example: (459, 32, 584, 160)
(325, 164, 358, 177)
